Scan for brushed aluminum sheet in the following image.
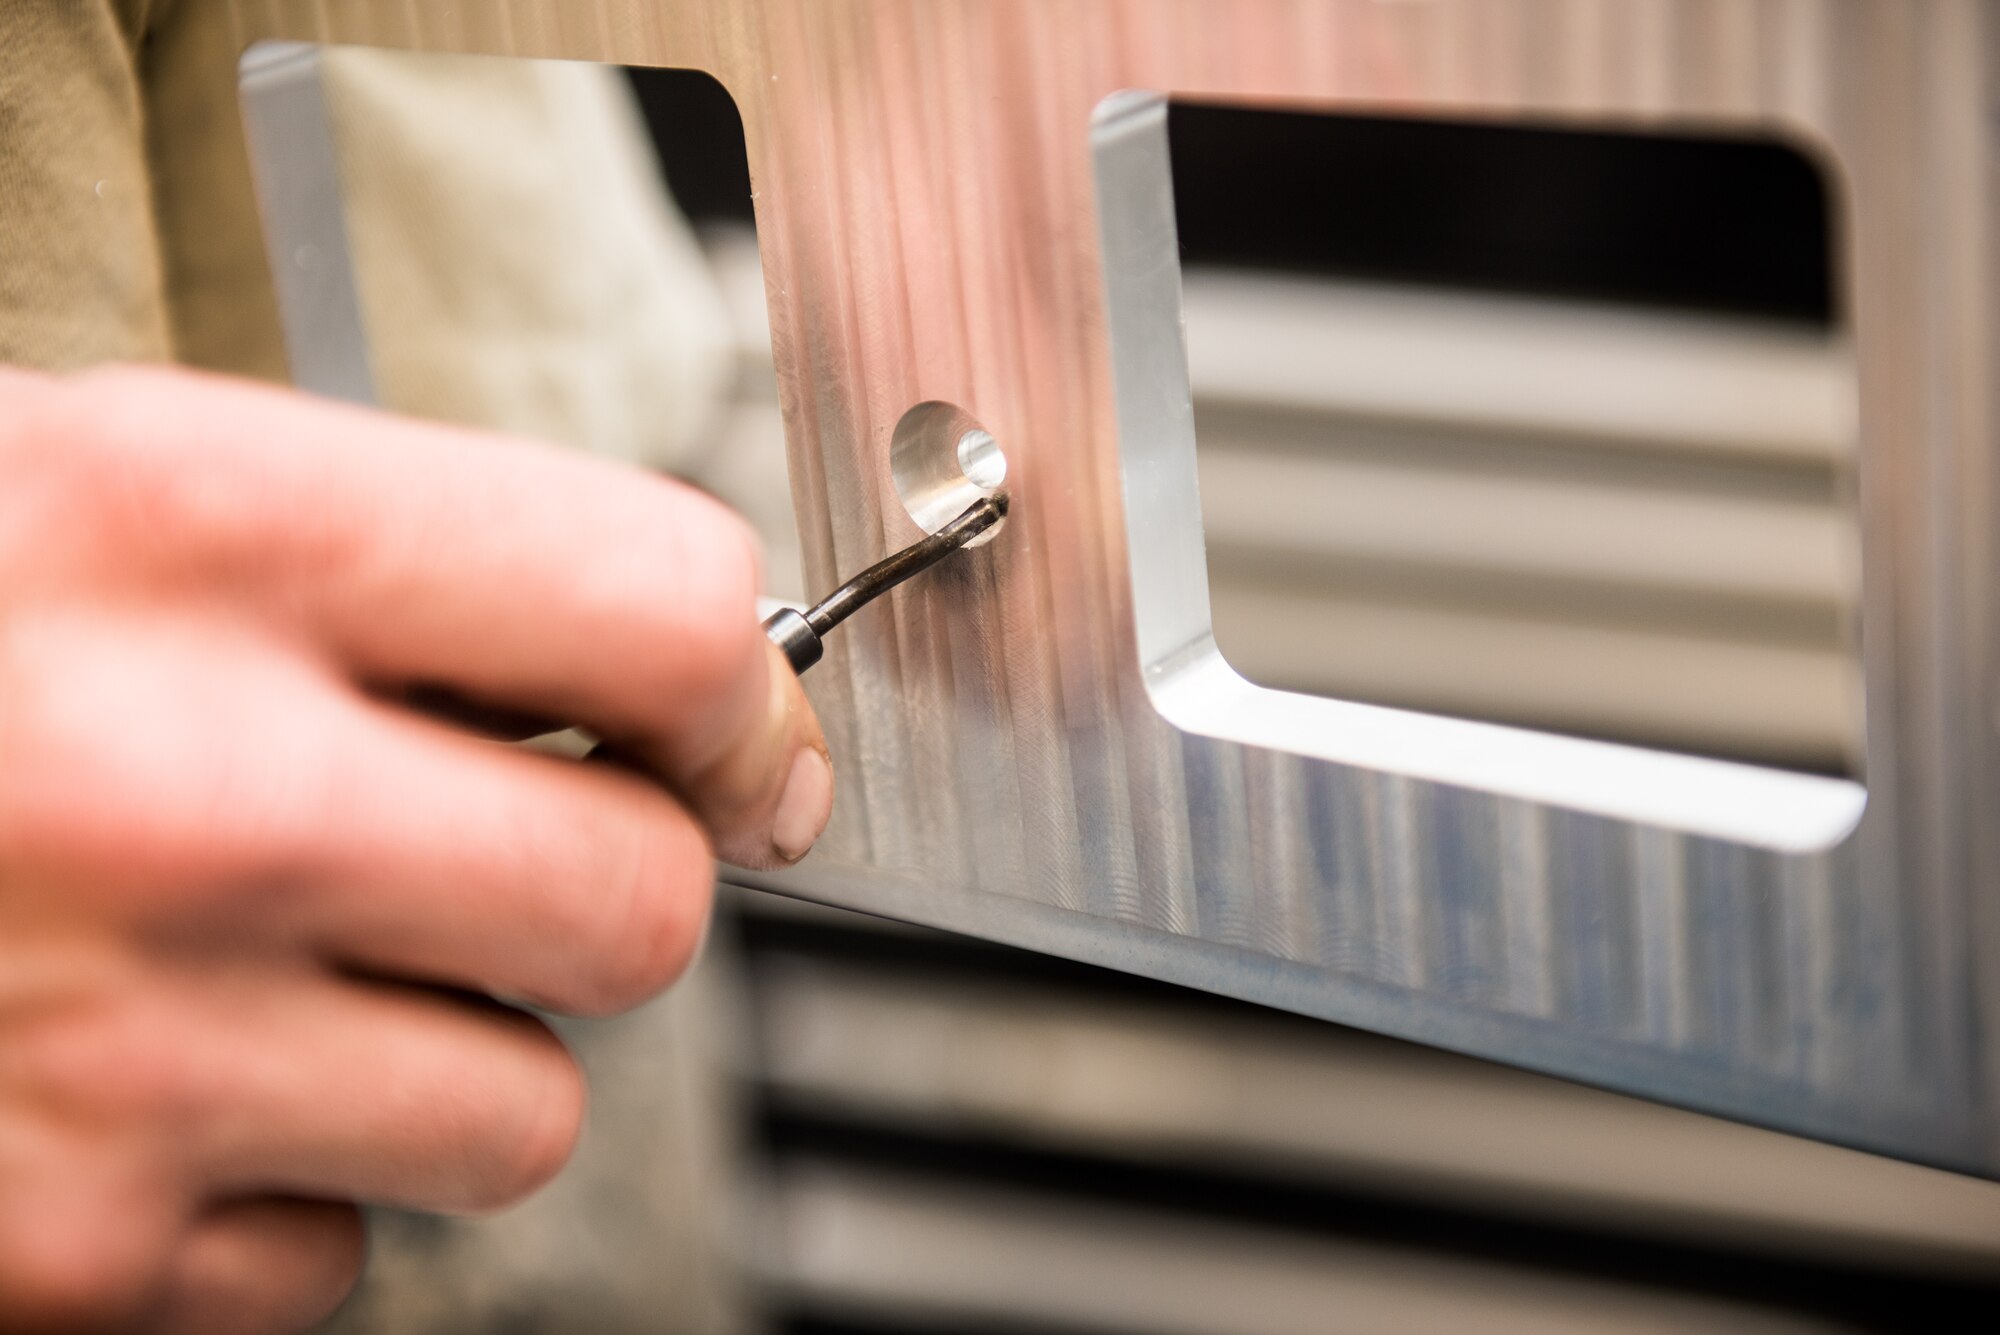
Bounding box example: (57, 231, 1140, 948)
(229, 0, 2000, 1176)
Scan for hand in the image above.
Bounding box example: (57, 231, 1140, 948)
(0, 366, 832, 1333)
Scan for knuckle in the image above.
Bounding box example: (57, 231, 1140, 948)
(572, 808, 713, 1016)
(0, 1196, 164, 1331)
(482, 1027, 585, 1208)
(652, 489, 764, 699)
(45, 372, 197, 541)
(63, 364, 223, 452)
(0, 366, 59, 462)
(0, 723, 121, 886)
(0, 636, 295, 902)
(0, 372, 82, 584)
(54, 366, 189, 475)
(300, 1205, 368, 1322)
(48, 367, 297, 579)
(0, 364, 304, 599)
(11, 1000, 201, 1128)
(0, 1244, 137, 1331)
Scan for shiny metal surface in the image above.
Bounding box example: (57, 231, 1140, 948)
(239, 42, 376, 405)
(231, 1, 1999, 1174)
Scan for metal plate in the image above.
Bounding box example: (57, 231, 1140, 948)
(231, 0, 1999, 1175)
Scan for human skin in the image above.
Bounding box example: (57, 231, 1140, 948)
(0, 365, 833, 1333)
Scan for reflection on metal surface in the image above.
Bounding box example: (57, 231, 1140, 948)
(235, 1, 1999, 1176)
(239, 43, 376, 405)
(1095, 91, 1863, 848)
(889, 401, 1009, 540)
(1181, 268, 1862, 772)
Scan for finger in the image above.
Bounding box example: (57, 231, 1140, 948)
(651, 635, 833, 870)
(155, 1199, 364, 1335)
(4, 617, 716, 1013)
(190, 974, 586, 1215)
(290, 691, 718, 1016)
(595, 637, 833, 868)
(0, 1142, 181, 1334)
(59, 366, 830, 863)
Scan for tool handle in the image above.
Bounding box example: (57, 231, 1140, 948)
(763, 607, 824, 675)
(762, 491, 1008, 678)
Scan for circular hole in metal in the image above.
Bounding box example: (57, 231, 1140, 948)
(890, 402, 1009, 547)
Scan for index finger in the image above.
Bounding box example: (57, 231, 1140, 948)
(52, 366, 831, 868)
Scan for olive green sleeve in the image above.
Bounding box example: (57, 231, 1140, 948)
(0, 1, 174, 370)
(139, 0, 291, 381)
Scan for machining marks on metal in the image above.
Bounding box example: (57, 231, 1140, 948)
(233, 1, 1996, 1175)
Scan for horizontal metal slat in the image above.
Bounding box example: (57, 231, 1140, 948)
(745, 950, 2000, 1281)
(1181, 269, 1854, 462)
(1204, 576, 1858, 769)
(1195, 442, 1852, 610)
(755, 1162, 1840, 1335)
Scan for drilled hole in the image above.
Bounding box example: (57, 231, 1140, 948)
(891, 402, 1009, 547)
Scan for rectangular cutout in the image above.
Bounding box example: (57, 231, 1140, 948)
(1166, 104, 1862, 778)
(264, 49, 803, 599)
